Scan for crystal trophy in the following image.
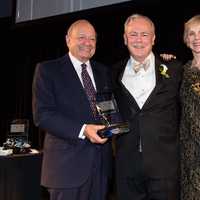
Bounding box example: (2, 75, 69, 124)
(96, 92, 129, 138)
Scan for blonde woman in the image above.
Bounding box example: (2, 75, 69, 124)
(180, 15, 200, 200)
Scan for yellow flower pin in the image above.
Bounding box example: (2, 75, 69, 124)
(159, 64, 170, 78)
(191, 82, 200, 96)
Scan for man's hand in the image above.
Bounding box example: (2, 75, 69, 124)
(84, 124, 108, 144)
(160, 53, 176, 61)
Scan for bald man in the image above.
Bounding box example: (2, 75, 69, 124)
(32, 20, 112, 200)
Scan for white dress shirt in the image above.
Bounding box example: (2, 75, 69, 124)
(122, 52, 156, 109)
(68, 52, 96, 90)
(68, 52, 96, 139)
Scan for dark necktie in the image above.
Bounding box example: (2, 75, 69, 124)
(81, 63, 97, 117)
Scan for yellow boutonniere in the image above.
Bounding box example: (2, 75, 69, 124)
(159, 64, 170, 78)
(191, 82, 200, 96)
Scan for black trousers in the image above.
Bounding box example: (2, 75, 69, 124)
(116, 154, 179, 200)
(47, 150, 108, 200)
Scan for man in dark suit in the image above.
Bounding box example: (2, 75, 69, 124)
(32, 19, 112, 200)
(112, 14, 182, 200)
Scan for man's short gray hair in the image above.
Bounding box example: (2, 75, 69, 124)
(124, 13, 155, 33)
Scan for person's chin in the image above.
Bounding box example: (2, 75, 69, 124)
(81, 53, 93, 61)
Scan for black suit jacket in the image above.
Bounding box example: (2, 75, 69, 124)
(112, 56, 182, 178)
(32, 54, 112, 188)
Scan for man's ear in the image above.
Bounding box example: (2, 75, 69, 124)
(152, 34, 156, 46)
(124, 33, 127, 45)
(66, 35, 70, 46)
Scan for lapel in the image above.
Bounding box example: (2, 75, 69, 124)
(59, 55, 94, 118)
(117, 59, 141, 111)
(60, 55, 85, 93)
(91, 60, 111, 93)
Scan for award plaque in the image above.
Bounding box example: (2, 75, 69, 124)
(3, 119, 31, 154)
(96, 92, 129, 138)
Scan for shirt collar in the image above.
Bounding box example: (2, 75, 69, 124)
(130, 52, 154, 66)
(128, 52, 155, 73)
(68, 52, 90, 69)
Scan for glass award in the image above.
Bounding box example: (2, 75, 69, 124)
(96, 92, 129, 138)
(3, 119, 31, 154)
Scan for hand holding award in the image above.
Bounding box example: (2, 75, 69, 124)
(96, 92, 129, 138)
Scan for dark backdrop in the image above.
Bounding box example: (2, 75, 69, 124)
(0, 0, 199, 147)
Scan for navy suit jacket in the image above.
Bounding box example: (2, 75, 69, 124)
(112, 56, 182, 179)
(32, 54, 112, 188)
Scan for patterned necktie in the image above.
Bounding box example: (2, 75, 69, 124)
(81, 63, 97, 117)
(133, 60, 150, 73)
